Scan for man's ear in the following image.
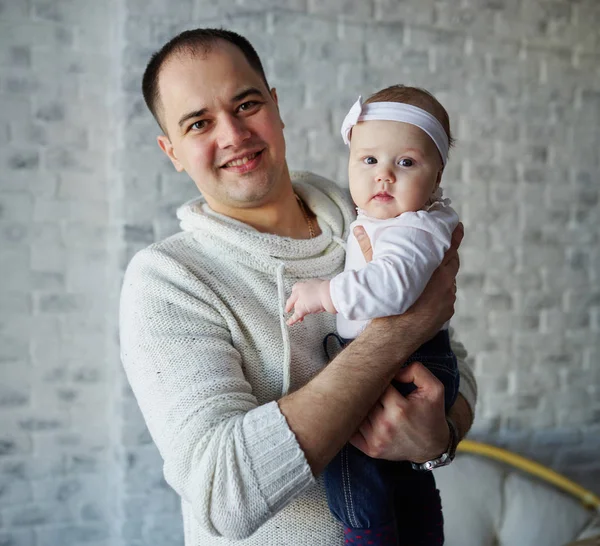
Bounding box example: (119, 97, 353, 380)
(270, 87, 279, 106)
(270, 87, 285, 129)
(157, 135, 184, 172)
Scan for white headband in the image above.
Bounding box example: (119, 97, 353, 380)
(340, 96, 449, 165)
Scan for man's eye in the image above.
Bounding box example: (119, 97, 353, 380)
(398, 158, 414, 167)
(363, 156, 377, 165)
(191, 120, 208, 131)
(238, 101, 258, 112)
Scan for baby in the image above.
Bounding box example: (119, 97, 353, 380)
(285, 86, 461, 546)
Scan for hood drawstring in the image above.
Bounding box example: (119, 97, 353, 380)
(332, 235, 346, 250)
(277, 237, 346, 397)
(177, 175, 356, 399)
(276, 263, 292, 397)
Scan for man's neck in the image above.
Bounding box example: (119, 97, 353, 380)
(206, 186, 320, 240)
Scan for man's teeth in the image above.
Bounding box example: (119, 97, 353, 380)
(225, 152, 257, 167)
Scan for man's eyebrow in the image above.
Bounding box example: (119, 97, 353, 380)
(177, 87, 266, 129)
(231, 87, 265, 103)
(178, 108, 207, 128)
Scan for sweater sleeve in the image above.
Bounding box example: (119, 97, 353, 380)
(330, 207, 459, 321)
(449, 326, 478, 416)
(119, 248, 314, 540)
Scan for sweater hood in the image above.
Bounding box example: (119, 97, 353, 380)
(176, 171, 354, 278)
(176, 171, 355, 397)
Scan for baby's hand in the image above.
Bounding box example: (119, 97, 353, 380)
(285, 279, 335, 326)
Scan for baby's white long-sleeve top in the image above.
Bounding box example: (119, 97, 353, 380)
(331, 201, 460, 339)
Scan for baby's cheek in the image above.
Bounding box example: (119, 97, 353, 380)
(349, 185, 370, 208)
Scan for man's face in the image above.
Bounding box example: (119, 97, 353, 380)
(348, 120, 443, 219)
(156, 41, 287, 212)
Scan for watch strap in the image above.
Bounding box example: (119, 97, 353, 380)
(410, 417, 459, 472)
(445, 416, 459, 461)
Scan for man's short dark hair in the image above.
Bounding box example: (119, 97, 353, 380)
(142, 28, 270, 133)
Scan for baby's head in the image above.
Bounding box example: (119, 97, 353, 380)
(342, 85, 455, 219)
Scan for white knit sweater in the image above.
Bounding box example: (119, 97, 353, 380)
(119, 172, 478, 545)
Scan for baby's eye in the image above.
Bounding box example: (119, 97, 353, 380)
(363, 156, 378, 165)
(398, 158, 414, 167)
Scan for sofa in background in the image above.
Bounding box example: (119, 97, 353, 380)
(436, 453, 599, 546)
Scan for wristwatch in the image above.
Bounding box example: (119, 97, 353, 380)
(410, 417, 459, 472)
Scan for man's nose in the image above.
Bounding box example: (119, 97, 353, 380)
(375, 167, 396, 184)
(216, 115, 251, 148)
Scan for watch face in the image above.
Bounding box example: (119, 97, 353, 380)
(433, 453, 450, 467)
(411, 453, 451, 471)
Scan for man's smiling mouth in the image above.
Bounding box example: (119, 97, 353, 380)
(222, 151, 262, 168)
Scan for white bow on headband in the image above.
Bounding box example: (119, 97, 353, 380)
(340, 96, 449, 165)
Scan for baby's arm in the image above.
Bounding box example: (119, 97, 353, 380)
(332, 209, 458, 321)
(285, 279, 337, 325)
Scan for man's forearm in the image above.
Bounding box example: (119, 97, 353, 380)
(278, 317, 422, 476)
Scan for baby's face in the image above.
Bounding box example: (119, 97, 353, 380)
(348, 120, 443, 219)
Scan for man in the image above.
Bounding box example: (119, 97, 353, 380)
(120, 28, 477, 545)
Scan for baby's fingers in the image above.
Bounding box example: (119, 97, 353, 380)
(285, 293, 297, 313)
(286, 312, 304, 326)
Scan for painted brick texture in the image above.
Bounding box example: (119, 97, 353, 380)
(0, 0, 122, 544)
(2, 0, 599, 544)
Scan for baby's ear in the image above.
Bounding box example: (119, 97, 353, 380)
(434, 169, 443, 188)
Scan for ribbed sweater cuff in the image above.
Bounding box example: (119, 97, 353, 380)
(243, 401, 315, 514)
(457, 368, 477, 415)
(450, 328, 478, 415)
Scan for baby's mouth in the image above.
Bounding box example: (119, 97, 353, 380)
(372, 191, 393, 199)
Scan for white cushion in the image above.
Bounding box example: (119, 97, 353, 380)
(436, 454, 593, 546)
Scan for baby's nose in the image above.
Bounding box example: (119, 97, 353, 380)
(376, 169, 396, 183)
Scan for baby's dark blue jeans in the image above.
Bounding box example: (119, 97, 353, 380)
(322, 329, 459, 546)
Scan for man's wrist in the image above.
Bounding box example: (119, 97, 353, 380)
(447, 394, 473, 442)
(422, 419, 450, 463)
(411, 417, 458, 471)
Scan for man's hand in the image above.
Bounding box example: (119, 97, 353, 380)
(400, 222, 463, 342)
(353, 225, 373, 261)
(351, 223, 465, 462)
(349, 362, 449, 462)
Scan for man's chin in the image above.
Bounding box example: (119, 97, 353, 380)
(227, 176, 277, 207)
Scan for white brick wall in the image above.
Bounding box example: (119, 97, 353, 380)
(0, 0, 122, 544)
(1, 0, 599, 544)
